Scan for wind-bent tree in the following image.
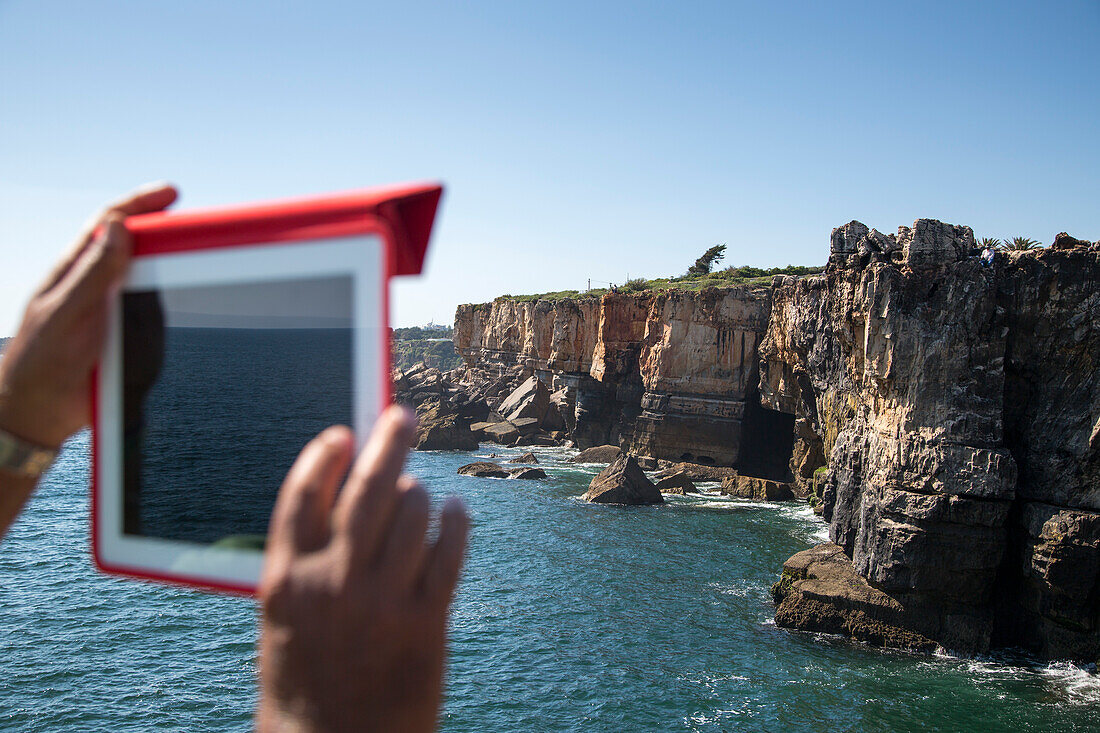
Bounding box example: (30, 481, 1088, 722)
(688, 244, 727, 276)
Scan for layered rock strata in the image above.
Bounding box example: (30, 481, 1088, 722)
(762, 221, 1100, 661)
(454, 288, 793, 477)
(453, 220, 1100, 662)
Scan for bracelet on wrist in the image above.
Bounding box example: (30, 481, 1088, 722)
(0, 427, 59, 478)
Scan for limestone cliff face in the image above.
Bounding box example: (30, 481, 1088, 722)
(454, 288, 784, 468)
(630, 288, 773, 466)
(454, 220, 1100, 662)
(453, 297, 603, 375)
(761, 220, 1100, 660)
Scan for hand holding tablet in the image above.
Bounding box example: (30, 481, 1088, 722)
(93, 182, 444, 593)
(0, 183, 179, 538)
(0, 181, 466, 733)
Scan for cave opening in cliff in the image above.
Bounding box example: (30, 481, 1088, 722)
(735, 394, 796, 482)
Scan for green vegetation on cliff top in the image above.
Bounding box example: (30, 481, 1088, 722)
(493, 264, 824, 303)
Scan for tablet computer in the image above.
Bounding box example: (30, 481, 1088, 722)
(92, 183, 442, 594)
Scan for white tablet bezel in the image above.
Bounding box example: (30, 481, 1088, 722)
(94, 234, 384, 591)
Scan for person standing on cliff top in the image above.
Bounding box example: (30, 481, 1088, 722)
(0, 183, 469, 732)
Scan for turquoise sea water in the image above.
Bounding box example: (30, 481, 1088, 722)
(3, 434, 1100, 731)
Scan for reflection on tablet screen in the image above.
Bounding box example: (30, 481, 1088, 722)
(121, 276, 354, 546)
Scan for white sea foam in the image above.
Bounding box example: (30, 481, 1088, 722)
(706, 580, 759, 599)
(1039, 662, 1100, 703)
(925, 653, 1100, 705)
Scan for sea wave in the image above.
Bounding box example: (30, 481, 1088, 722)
(922, 652, 1100, 705)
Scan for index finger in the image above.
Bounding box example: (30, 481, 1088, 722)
(332, 405, 418, 565)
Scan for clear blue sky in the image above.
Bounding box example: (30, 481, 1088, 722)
(1, 0, 1097, 334)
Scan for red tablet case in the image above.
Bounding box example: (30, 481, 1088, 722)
(91, 181, 443, 595)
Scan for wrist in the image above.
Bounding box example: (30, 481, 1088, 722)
(0, 426, 59, 479)
(0, 395, 68, 451)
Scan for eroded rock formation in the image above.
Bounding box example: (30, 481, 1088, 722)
(762, 220, 1100, 661)
(454, 288, 794, 477)
(451, 219, 1100, 662)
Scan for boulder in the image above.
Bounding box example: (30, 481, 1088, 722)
(414, 399, 479, 451)
(583, 455, 664, 505)
(515, 433, 559, 447)
(1052, 232, 1089, 250)
(548, 387, 575, 433)
(508, 467, 547, 480)
(457, 462, 509, 478)
(511, 417, 541, 436)
(720, 475, 796, 501)
(654, 471, 696, 495)
(771, 543, 940, 653)
(508, 452, 539, 464)
(483, 421, 520, 445)
(499, 376, 551, 424)
(658, 462, 739, 483)
(451, 392, 490, 422)
(470, 421, 499, 437)
(570, 445, 621, 464)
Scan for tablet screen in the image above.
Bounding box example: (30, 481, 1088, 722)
(120, 275, 354, 548)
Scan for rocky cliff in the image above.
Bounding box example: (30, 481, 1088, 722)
(451, 223, 1100, 663)
(763, 223, 1100, 661)
(454, 286, 794, 482)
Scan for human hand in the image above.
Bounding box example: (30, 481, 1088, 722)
(0, 183, 178, 449)
(256, 406, 469, 733)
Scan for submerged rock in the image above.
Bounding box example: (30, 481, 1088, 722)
(508, 452, 539, 464)
(583, 455, 663, 505)
(457, 462, 509, 478)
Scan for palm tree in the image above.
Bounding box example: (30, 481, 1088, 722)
(979, 237, 1002, 249)
(997, 236, 1042, 251)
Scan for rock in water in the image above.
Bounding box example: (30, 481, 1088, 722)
(654, 471, 695, 495)
(457, 462, 509, 478)
(771, 543, 939, 653)
(570, 445, 621, 464)
(720, 475, 795, 501)
(657, 462, 739, 483)
(508, 467, 547, 480)
(508, 452, 539, 464)
(583, 455, 663, 505)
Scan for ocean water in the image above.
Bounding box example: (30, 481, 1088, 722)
(3, 335, 1100, 731)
